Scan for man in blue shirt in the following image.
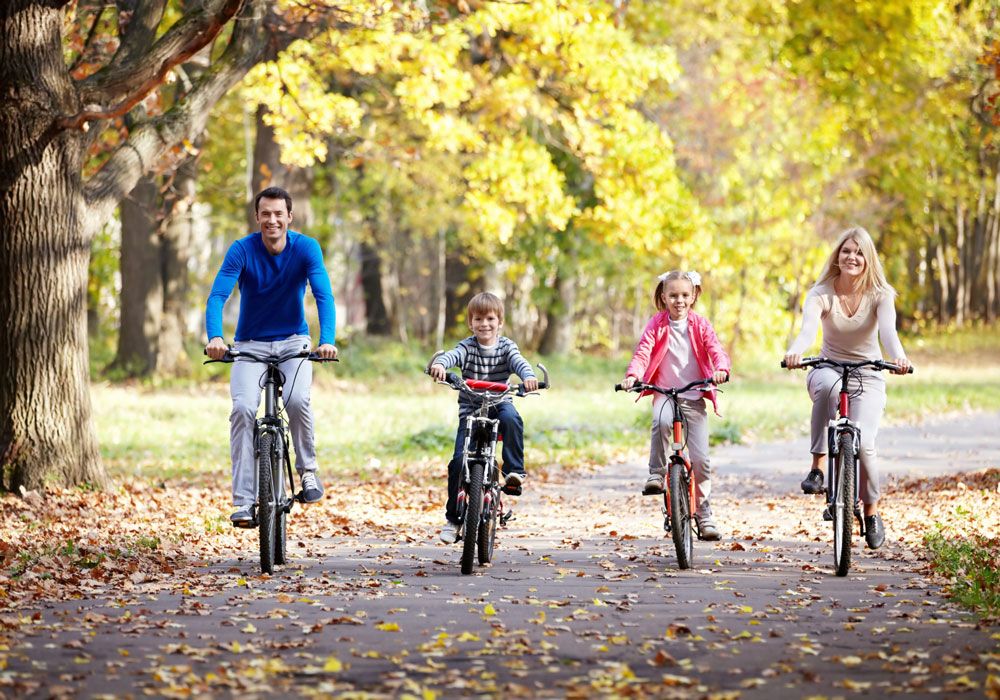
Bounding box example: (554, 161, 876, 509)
(205, 187, 337, 524)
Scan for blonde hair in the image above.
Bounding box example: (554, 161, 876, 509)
(816, 226, 895, 297)
(654, 271, 701, 312)
(466, 292, 505, 325)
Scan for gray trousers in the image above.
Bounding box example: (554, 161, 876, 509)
(648, 395, 712, 515)
(807, 367, 886, 506)
(230, 335, 317, 506)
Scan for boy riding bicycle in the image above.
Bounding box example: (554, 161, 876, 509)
(428, 292, 538, 544)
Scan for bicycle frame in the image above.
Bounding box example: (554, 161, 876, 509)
(663, 395, 698, 528)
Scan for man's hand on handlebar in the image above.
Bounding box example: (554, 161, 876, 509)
(890, 357, 911, 375)
(315, 343, 338, 360)
(206, 337, 227, 361)
(783, 353, 803, 369)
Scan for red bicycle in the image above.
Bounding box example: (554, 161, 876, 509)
(615, 377, 718, 570)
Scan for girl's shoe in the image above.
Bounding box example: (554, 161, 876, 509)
(642, 474, 665, 495)
(695, 510, 721, 541)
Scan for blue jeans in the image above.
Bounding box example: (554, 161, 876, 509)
(445, 401, 524, 523)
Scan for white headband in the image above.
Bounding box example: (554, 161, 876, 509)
(658, 270, 702, 287)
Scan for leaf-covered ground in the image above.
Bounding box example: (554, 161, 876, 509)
(1, 450, 998, 697)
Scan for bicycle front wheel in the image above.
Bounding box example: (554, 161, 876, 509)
(833, 431, 855, 577)
(668, 461, 693, 570)
(461, 462, 485, 575)
(258, 432, 277, 574)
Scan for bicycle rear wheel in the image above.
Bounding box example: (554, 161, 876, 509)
(258, 431, 277, 574)
(668, 461, 693, 570)
(833, 431, 855, 577)
(461, 462, 485, 575)
(274, 437, 289, 566)
(478, 477, 499, 565)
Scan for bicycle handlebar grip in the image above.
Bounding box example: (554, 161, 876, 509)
(779, 359, 787, 369)
(614, 383, 624, 392)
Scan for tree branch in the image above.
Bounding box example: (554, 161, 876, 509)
(105, 0, 168, 71)
(58, 0, 245, 131)
(80, 0, 268, 238)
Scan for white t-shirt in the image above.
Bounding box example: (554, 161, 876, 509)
(655, 318, 703, 399)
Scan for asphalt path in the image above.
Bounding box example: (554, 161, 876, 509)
(3, 413, 998, 698)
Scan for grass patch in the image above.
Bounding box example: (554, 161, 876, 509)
(924, 530, 1000, 621)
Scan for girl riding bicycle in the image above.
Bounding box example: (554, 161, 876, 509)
(783, 226, 911, 550)
(621, 270, 731, 541)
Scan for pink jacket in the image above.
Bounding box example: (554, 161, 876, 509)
(625, 310, 732, 414)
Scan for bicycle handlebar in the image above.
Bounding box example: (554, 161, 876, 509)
(426, 350, 549, 397)
(203, 347, 339, 365)
(780, 356, 913, 374)
(614, 377, 720, 395)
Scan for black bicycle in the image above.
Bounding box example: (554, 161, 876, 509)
(206, 348, 336, 574)
(781, 357, 912, 576)
(615, 378, 720, 569)
(427, 352, 549, 575)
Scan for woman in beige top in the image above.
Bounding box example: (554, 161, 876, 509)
(783, 226, 911, 550)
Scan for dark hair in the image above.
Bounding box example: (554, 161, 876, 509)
(254, 187, 293, 214)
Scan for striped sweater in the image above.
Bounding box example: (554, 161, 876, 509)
(433, 336, 535, 417)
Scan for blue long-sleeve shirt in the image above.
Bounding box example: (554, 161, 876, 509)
(205, 231, 336, 345)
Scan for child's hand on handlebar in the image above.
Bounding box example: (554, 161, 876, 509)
(429, 364, 446, 382)
(713, 369, 729, 384)
(620, 375, 637, 390)
(523, 377, 539, 392)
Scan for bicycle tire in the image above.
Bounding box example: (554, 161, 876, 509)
(833, 431, 855, 577)
(668, 461, 693, 570)
(258, 431, 277, 574)
(274, 436, 288, 566)
(462, 461, 485, 575)
(478, 477, 498, 565)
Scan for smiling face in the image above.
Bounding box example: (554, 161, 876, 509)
(469, 310, 502, 346)
(256, 196, 293, 254)
(837, 237, 867, 282)
(662, 278, 696, 321)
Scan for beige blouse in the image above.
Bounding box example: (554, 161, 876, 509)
(787, 281, 906, 361)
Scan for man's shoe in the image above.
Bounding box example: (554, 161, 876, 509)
(864, 514, 885, 550)
(642, 474, 665, 495)
(695, 512, 721, 541)
(301, 471, 324, 503)
(439, 520, 461, 544)
(230, 507, 254, 527)
(801, 468, 825, 494)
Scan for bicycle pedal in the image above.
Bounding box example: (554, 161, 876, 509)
(500, 510, 515, 525)
(501, 485, 522, 496)
(232, 519, 257, 529)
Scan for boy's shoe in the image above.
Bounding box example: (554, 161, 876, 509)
(230, 507, 254, 526)
(801, 468, 825, 494)
(503, 472, 525, 495)
(439, 520, 461, 544)
(642, 474, 665, 495)
(864, 514, 885, 550)
(301, 471, 324, 503)
(695, 510, 721, 541)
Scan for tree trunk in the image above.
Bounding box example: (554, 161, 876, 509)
(359, 241, 391, 335)
(434, 228, 447, 349)
(0, 2, 104, 490)
(112, 174, 162, 375)
(250, 106, 314, 230)
(538, 269, 577, 355)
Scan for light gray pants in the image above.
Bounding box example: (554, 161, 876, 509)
(230, 335, 317, 506)
(807, 367, 886, 506)
(648, 395, 712, 515)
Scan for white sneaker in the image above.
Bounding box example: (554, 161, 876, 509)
(301, 471, 324, 503)
(695, 511, 721, 541)
(439, 520, 461, 544)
